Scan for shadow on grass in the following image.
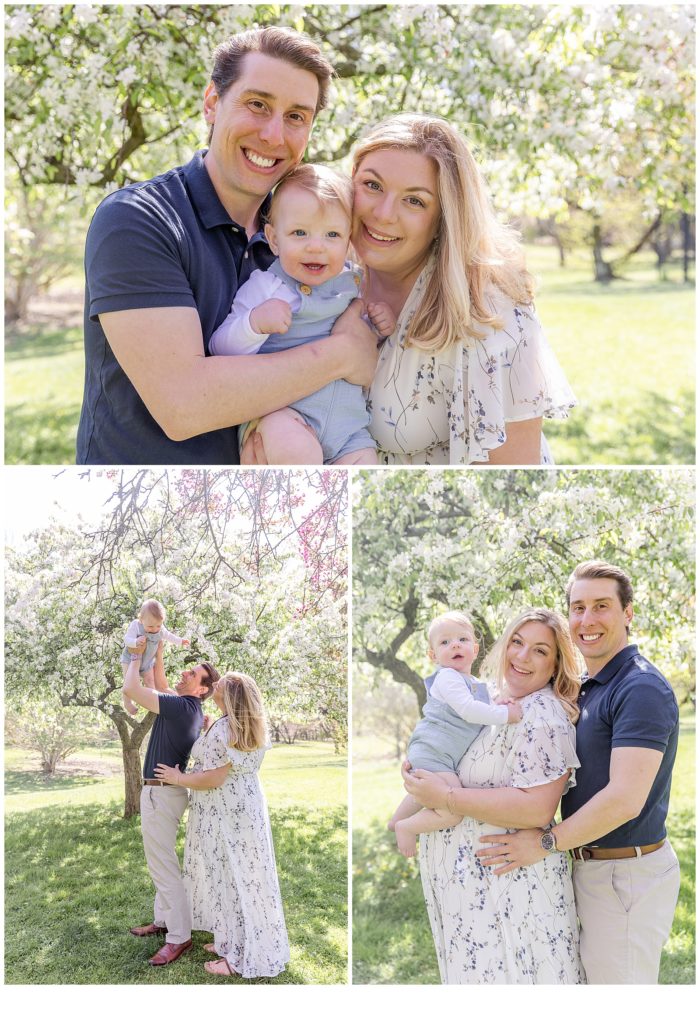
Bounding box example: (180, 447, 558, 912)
(5, 800, 346, 985)
(548, 388, 695, 464)
(4, 768, 105, 795)
(5, 403, 80, 465)
(5, 325, 82, 362)
(546, 276, 695, 299)
(353, 819, 438, 985)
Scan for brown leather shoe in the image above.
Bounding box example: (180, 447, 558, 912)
(148, 939, 193, 966)
(129, 922, 167, 938)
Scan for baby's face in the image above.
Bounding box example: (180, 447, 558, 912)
(265, 185, 351, 288)
(429, 622, 479, 673)
(142, 618, 163, 634)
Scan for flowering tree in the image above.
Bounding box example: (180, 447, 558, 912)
(5, 469, 348, 816)
(4, 3, 695, 303)
(353, 469, 695, 716)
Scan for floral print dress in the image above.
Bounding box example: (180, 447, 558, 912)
(367, 256, 576, 464)
(183, 718, 290, 978)
(419, 686, 585, 984)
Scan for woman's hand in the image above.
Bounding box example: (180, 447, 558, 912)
(401, 760, 450, 810)
(153, 763, 183, 785)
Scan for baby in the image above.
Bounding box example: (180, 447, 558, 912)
(209, 163, 395, 465)
(120, 599, 189, 715)
(389, 611, 523, 857)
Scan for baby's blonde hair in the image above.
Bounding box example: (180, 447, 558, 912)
(427, 611, 475, 649)
(268, 163, 353, 226)
(219, 671, 268, 752)
(139, 599, 165, 626)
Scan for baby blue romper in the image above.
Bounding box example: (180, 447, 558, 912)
(407, 674, 492, 773)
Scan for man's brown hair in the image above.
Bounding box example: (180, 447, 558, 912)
(197, 661, 220, 701)
(565, 560, 634, 610)
(210, 26, 335, 114)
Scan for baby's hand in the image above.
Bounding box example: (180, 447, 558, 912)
(250, 298, 293, 335)
(182, 638, 190, 648)
(506, 700, 523, 724)
(367, 301, 396, 337)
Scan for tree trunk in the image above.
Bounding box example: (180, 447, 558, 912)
(592, 223, 615, 283)
(111, 708, 156, 818)
(681, 211, 691, 283)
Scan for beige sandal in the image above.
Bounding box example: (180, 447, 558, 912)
(204, 958, 236, 977)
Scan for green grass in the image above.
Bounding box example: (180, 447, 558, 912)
(3, 247, 694, 465)
(5, 741, 347, 985)
(352, 717, 695, 985)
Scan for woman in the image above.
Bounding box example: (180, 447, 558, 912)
(403, 609, 584, 984)
(352, 114, 576, 464)
(154, 671, 289, 979)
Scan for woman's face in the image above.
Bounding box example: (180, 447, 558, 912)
(503, 621, 558, 698)
(212, 678, 226, 711)
(352, 148, 441, 278)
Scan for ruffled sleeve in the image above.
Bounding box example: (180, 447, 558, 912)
(453, 294, 576, 464)
(502, 687, 579, 792)
(226, 737, 271, 774)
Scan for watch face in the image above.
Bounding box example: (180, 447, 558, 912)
(541, 831, 555, 851)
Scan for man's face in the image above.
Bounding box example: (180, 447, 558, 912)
(175, 665, 208, 698)
(568, 577, 632, 673)
(204, 52, 318, 203)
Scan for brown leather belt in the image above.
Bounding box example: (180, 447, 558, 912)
(143, 779, 173, 786)
(571, 840, 664, 861)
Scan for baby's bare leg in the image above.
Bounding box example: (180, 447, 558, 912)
(141, 666, 155, 689)
(121, 662, 139, 716)
(257, 408, 323, 464)
(333, 447, 379, 466)
(395, 771, 463, 858)
(388, 794, 423, 832)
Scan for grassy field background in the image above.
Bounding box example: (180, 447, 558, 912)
(352, 716, 696, 985)
(5, 740, 347, 985)
(4, 246, 694, 465)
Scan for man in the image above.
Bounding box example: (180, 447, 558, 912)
(124, 641, 220, 966)
(77, 26, 378, 464)
(478, 560, 681, 984)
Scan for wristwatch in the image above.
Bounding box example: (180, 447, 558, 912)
(540, 826, 558, 853)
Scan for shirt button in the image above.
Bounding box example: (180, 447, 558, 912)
(243, 252, 248, 259)
(300, 284, 312, 295)
(353, 273, 361, 287)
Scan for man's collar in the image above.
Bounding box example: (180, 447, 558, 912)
(585, 643, 639, 684)
(184, 150, 270, 235)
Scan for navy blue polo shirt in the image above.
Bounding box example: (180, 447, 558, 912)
(77, 150, 274, 464)
(142, 692, 204, 780)
(561, 644, 678, 846)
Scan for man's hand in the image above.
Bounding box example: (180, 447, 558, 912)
(476, 828, 547, 874)
(250, 298, 293, 335)
(330, 299, 380, 386)
(401, 760, 450, 810)
(127, 635, 147, 656)
(366, 300, 396, 337)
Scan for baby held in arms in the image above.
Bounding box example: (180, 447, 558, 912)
(389, 612, 522, 857)
(209, 164, 395, 465)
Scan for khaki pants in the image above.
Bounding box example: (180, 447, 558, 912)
(140, 784, 191, 945)
(573, 840, 680, 984)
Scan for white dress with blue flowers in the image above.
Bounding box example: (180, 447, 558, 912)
(183, 718, 290, 978)
(419, 686, 585, 984)
(366, 257, 576, 464)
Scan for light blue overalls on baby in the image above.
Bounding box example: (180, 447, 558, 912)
(407, 672, 492, 773)
(119, 623, 164, 675)
(239, 259, 374, 462)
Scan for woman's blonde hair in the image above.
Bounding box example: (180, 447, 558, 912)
(481, 608, 582, 723)
(219, 671, 267, 751)
(352, 113, 535, 353)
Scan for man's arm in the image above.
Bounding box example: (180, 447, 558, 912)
(486, 418, 543, 465)
(153, 762, 231, 790)
(100, 299, 378, 442)
(478, 746, 664, 872)
(122, 657, 161, 713)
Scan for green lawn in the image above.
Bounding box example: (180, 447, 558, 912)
(4, 247, 694, 465)
(4, 740, 347, 985)
(352, 718, 696, 985)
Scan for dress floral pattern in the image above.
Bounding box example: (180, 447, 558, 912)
(367, 256, 576, 464)
(183, 718, 290, 978)
(419, 686, 585, 984)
